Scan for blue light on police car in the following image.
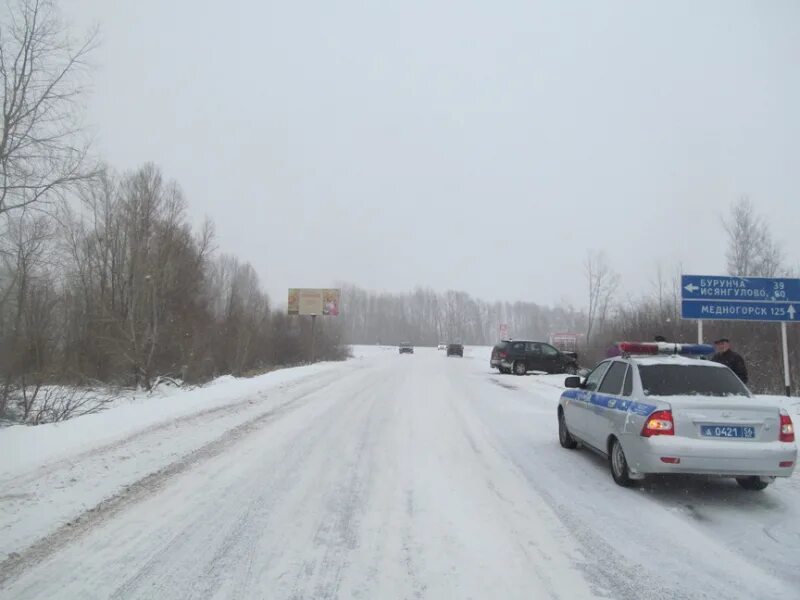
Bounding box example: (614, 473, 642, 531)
(612, 342, 715, 357)
(674, 343, 715, 356)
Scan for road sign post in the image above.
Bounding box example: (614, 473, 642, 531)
(682, 275, 799, 396)
(782, 322, 791, 397)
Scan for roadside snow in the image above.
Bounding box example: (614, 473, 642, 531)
(1, 346, 406, 481)
(0, 362, 345, 480)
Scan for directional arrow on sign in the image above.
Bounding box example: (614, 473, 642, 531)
(789, 305, 796, 320)
(684, 283, 699, 293)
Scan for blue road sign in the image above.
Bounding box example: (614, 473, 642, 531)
(681, 300, 798, 322)
(681, 275, 800, 303)
(681, 275, 800, 322)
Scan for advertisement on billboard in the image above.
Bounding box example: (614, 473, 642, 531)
(288, 288, 340, 316)
(549, 332, 581, 353)
(322, 289, 340, 316)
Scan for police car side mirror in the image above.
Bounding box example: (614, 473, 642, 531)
(564, 376, 581, 389)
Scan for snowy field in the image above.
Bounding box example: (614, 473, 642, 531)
(1, 346, 798, 599)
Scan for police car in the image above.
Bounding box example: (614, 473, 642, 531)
(557, 342, 797, 490)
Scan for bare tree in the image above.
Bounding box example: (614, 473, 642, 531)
(0, 211, 54, 413)
(585, 251, 618, 344)
(0, 0, 97, 217)
(723, 198, 784, 277)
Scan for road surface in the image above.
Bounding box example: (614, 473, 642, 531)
(1, 347, 798, 599)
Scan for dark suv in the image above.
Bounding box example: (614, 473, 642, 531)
(446, 343, 464, 357)
(491, 340, 578, 375)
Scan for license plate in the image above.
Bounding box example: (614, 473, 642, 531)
(700, 425, 756, 439)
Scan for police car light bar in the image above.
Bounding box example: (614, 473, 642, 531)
(612, 342, 714, 357)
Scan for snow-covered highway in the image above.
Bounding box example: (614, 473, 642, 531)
(1, 347, 798, 599)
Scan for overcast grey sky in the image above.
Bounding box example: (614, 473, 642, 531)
(63, 0, 800, 307)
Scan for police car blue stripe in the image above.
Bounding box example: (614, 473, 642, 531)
(560, 391, 656, 416)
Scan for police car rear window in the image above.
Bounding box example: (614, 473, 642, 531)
(638, 365, 749, 397)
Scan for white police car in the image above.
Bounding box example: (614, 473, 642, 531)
(558, 342, 797, 490)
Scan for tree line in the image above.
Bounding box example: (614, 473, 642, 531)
(338, 198, 798, 396)
(338, 285, 585, 347)
(0, 163, 347, 420)
(0, 1, 344, 422)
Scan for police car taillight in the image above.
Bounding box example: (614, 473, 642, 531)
(779, 412, 795, 443)
(641, 410, 674, 437)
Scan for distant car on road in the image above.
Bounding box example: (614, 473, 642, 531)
(491, 340, 578, 375)
(399, 343, 414, 354)
(558, 342, 797, 490)
(437, 343, 447, 351)
(446, 343, 464, 357)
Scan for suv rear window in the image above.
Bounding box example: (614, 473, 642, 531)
(495, 341, 509, 350)
(638, 365, 749, 397)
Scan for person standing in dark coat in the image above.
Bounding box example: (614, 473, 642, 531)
(712, 338, 748, 384)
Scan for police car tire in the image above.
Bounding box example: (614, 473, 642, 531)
(558, 411, 578, 449)
(735, 476, 769, 491)
(609, 438, 634, 487)
(514, 361, 526, 376)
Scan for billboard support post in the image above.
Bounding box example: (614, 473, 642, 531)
(311, 314, 317, 364)
(782, 321, 791, 397)
(287, 289, 340, 364)
(697, 320, 703, 344)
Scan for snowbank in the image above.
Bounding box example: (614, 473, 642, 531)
(0, 361, 342, 478)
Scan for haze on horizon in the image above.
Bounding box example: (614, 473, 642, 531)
(63, 0, 800, 308)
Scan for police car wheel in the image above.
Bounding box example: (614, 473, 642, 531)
(735, 476, 769, 491)
(513, 361, 526, 376)
(558, 411, 578, 449)
(609, 438, 633, 487)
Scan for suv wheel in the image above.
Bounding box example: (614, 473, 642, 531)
(564, 364, 578, 375)
(558, 410, 578, 449)
(513, 361, 526, 376)
(499, 367, 511, 375)
(736, 476, 769, 491)
(609, 438, 633, 487)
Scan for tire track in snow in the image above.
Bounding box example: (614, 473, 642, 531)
(0, 372, 347, 591)
(442, 385, 576, 600)
(292, 372, 396, 600)
(0, 367, 346, 491)
(108, 366, 393, 600)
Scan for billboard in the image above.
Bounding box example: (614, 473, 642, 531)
(549, 332, 581, 352)
(288, 288, 340, 316)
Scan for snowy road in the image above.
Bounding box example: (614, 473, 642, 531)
(1, 347, 798, 599)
